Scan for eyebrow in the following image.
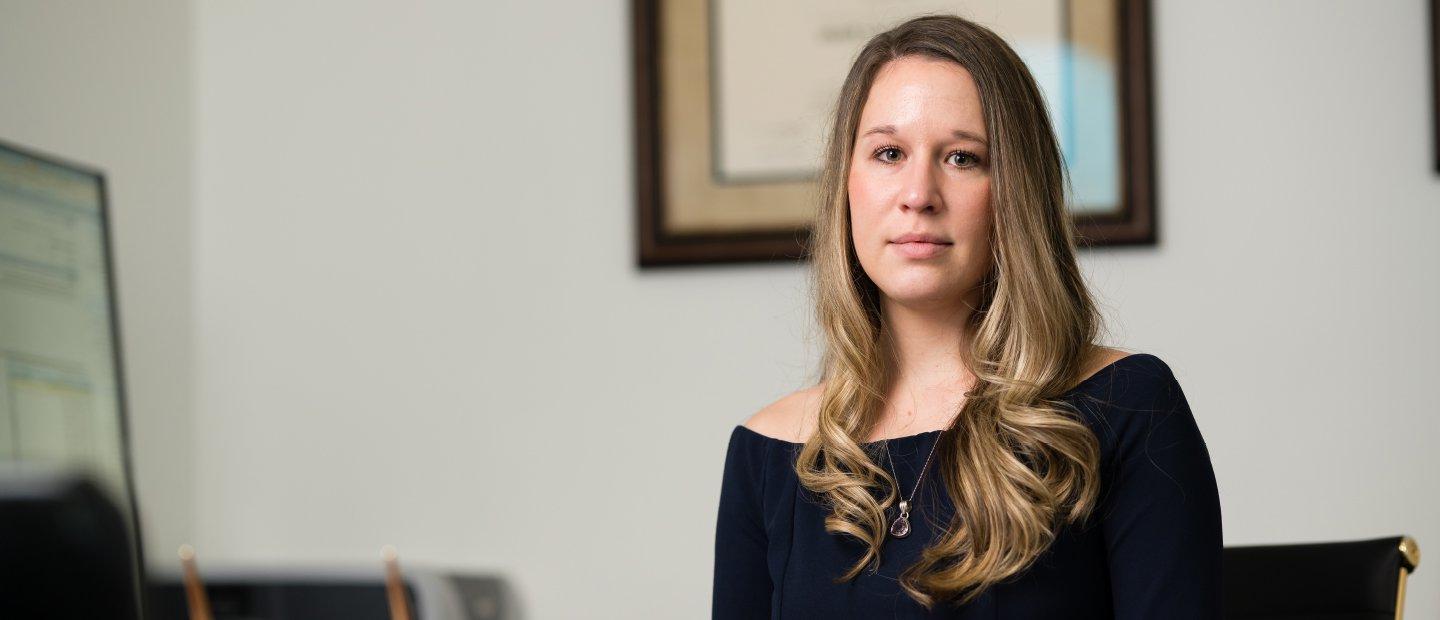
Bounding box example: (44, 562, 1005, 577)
(859, 124, 988, 145)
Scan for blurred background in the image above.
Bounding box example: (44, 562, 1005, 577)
(0, 0, 1436, 618)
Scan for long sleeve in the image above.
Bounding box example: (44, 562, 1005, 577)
(1096, 356, 1224, 619)
(712, 427, 772, 619)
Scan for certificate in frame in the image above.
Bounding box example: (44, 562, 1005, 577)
(633, 0, 1158, 267)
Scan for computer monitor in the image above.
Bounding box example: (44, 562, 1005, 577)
(0, 138, 144, 588)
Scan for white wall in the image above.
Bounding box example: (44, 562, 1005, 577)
(193, 2, 816, 616)
(0, 0, 195, 569)
(6, 0, 1436, 618)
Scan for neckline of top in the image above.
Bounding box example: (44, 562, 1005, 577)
(736, 352, 1151, 447)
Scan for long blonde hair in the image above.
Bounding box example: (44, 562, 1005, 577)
(800, 13, 1106, 608)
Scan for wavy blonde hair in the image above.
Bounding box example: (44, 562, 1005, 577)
(799, 13, 1106, 608)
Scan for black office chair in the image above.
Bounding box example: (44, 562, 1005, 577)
(1223, 535, 1420, 620)
(0, 469, 141, 619)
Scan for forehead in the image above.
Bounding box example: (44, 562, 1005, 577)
(858, 56, 984, 136)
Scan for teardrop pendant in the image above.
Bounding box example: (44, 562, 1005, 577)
(889, 514, 911, 538)
(889, 500, 911, 538)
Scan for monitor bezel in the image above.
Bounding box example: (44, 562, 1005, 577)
(0, 137, 149, 615)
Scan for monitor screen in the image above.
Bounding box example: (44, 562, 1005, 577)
(0, 139, 142, 563)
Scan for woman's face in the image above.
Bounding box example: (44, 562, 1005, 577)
(848, 56, 993, 311)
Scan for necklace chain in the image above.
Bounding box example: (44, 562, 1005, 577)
(886, 433, 940, 504)
(881, 430, 942, 539)
(879, 385, 968, 539)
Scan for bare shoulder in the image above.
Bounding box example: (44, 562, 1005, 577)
(742, 383, 824, 443)
(1088, 346, 1134, 373)
(1073, 345, 1138, 388)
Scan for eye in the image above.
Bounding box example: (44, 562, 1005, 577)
(947, 150, 981, 168)
(873, 146, 902, 164)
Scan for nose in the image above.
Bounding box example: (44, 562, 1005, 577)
(898, 159, 942, 214)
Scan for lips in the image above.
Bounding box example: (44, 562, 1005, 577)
(889, 234, 953, 259)
(890, 233, 953, 245)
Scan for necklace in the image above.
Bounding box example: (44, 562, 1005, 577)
(882, 431, 942, 538)
(879, 380, 969, 539)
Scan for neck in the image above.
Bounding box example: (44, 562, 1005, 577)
(879, 291, 981, 397)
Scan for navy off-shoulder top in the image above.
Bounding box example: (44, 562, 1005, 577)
(712, 354, 1223, 619)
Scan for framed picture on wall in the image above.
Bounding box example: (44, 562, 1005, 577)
(633, 0, 1158, 267)
(1432, 0, 1439, 173)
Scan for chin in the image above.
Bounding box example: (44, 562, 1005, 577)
(875, 277, 962, 307)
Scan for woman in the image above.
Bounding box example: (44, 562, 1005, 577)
(713, 14, 1222, 619)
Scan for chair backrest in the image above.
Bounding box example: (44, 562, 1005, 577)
(0, 468, 141, 620)
(1222, 535, 1420, 620)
